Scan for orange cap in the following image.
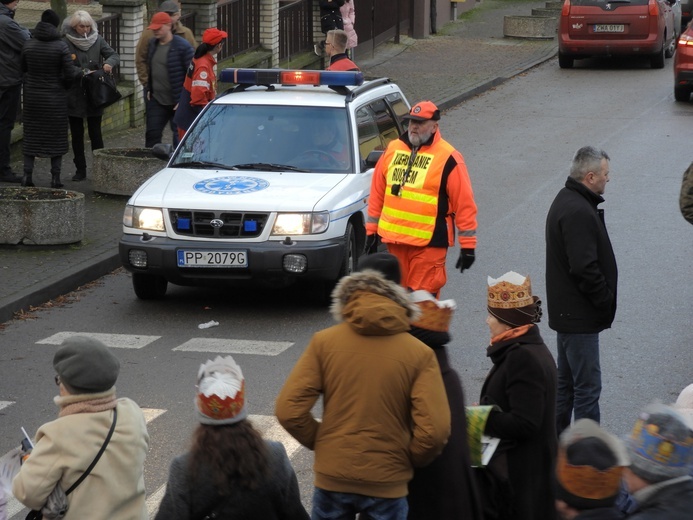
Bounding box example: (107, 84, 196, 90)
(148, 12, 172, 30)
(403, 100, 441, 121)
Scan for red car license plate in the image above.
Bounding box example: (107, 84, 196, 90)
(593, 24, 625, 33)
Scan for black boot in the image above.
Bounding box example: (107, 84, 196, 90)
(51, 172, 63, 188)
(72, 171, 86, 181)
(50, 157, 63, 188)
(21, 170, 34, 187)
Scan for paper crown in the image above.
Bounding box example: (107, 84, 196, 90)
(555, 419, 629, 509)
(410, 290, 455, 332)
(195, 356, 248, 425)
(487, 271, 533, 309)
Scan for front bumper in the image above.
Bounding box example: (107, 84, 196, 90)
(119, 234, 346, 286)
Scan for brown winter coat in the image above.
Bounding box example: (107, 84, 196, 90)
(275, 271, 451, 499)
(680, 162, 693, 225)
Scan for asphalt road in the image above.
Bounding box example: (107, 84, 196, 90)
(1, 54, 692, 517)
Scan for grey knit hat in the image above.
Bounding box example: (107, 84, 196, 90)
(158, 0, 179, 13)
(53, 336, 120, 393)
(626, 403, 693, 483)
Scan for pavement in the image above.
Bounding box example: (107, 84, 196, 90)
(0, 0, 557, 324)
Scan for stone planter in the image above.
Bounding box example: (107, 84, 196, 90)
(92, 147, 164, 196)
(0, 187, 84, 245)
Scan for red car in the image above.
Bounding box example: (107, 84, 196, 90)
(558, 0, 678, 69)
(674, 22, 693, 100)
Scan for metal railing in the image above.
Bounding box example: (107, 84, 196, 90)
(216, 0, 261, 61)
(180, 11, 196, 37)
(96, 13, 121, 81)
(278, 0, 313, 61)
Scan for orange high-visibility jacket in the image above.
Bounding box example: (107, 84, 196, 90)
(366, 131, 477, 249)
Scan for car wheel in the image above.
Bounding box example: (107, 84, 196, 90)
(132, 273, 168, 300)
(651, 43, 666, 68)
(311, 222, 358, 306)
(558, 51, 574, 69)
(674, 85, 692, 102)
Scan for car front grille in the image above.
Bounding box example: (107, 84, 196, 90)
(170, 210, 269, 238)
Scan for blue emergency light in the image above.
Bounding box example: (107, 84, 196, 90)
(218, 68, 364, 87)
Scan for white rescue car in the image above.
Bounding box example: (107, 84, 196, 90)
(119, 69, 410, 299)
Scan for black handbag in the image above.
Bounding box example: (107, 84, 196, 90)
(83, 69, 122, 110)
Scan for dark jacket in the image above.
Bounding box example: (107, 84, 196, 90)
(0, 4, 31, 87)
(576, 508, 624, 519)
(146, 34, 193, 107)
(154, 440, 309, 520)
(407, 328, 483, 520)
(479, 325, 558, 520)
(21, 21, 82, 157)
(627, 476, 693, 520)
(545, 176, 618, 333)
(63, 26, 120, 118)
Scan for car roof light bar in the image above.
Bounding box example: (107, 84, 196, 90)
(219, 68, 364, 87)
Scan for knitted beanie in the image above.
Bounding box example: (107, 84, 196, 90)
(358, 252, 401, 284)
(41, 9, 60, 28)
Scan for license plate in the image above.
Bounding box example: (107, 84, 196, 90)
(177, 250, 248, 268)
(593, 24, 624, 33)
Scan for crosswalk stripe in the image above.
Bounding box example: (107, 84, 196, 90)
(4, 412, 303, 520)
(36, 332, 160, 349)
(173, 338, 294, 356)
(0, 401, 13, 411)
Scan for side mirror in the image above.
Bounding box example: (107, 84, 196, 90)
(151, 143, 173, 161)
(365, 150, 384, 168)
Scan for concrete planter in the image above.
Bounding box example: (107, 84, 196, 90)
(504, 15, 557, 39)
(92, 147, 164, 196)
(0, 187, 84, 245)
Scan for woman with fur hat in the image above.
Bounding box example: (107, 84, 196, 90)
(155, 355, 309, 520)
(62, 10, 120, 182)
(173, 27, 227, 141)
(477, 271, 558, 520)
(21, 9, 83, 188)
(12, 336, 149, 519)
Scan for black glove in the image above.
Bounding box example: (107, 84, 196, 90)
(455, 248, 475, 273)
(364, 234, 377, 254)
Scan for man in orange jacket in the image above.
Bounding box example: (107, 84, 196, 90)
(325, 29, 359, 71)
(366, 101, 477, 296)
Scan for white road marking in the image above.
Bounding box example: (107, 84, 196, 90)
(174, 338, 294, 356)
(0, 401, 13, 411)
(36, 332, 160, 349)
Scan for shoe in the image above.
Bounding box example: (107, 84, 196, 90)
(0, 173, 22, 183)
(51, 173, 64, 188)
(21, 173, 34, 187)
(72, 173, 86, 181)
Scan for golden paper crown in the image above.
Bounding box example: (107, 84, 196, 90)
(410, 291, 455, 332)
(556, 447, 623, 500)
(196, 380, 246, 421)
(487, 272, 533, 310)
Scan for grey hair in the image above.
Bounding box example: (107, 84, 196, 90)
(70, 10, 95, 29)
(569, 146, 610, 181)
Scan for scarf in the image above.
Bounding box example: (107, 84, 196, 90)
(55, 387, 117, 417)
(65, 27, 99, 52)
(489, 324, 533, 346)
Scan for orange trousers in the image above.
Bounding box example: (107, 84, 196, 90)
(385, 243, 448, 296)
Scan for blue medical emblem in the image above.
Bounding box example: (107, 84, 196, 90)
(194, 176, 270, 195)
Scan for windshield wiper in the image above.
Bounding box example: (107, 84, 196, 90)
(231, 163, 308, 172)
(172, 160, 237, 170)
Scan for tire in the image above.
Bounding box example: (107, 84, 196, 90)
(132, 273, 168, 300)
(312, 222, 358, 305)
(674, 85, 691, 102)
(651, 43, 665, 69)
(665, 35, 676, 59)
(558, 51, 574, 69)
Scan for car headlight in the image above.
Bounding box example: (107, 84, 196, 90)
(123, 205, 166, 232)
(272, 212, 329, 235)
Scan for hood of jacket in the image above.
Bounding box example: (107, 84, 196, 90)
(330, 270, 421, 335)
(32, 21, 61, 41)
(1, 4, 16, 19)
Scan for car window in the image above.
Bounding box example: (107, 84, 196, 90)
(356, 97, 405, 166)
(174, 105, 353, 173)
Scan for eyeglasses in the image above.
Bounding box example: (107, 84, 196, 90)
(77, 24, 91, 29)
(54, 375, 61, 386)
(325, 41, 333, 47)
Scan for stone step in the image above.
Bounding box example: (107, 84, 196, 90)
(504, 15, 557, 39)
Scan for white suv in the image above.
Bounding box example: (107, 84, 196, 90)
(119, 69, 410, 299)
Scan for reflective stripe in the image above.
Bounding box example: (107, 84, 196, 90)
(379, 220, 432, 239)
(400, 189, 437, 205)
(191, 80, 210, 88)
(367, 215, 379, 224)
(458, 229, 477, 236)
(382, 206, 436, 225)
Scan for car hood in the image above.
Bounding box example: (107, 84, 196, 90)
(130, 168, 350, 211)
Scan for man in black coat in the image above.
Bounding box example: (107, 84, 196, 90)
(0, 0, 30, 183)
(545, 145, 617, 435)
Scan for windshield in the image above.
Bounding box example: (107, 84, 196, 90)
(173, 104, 353, 173)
